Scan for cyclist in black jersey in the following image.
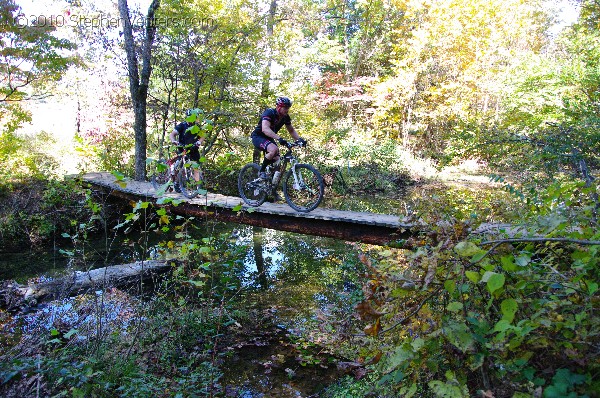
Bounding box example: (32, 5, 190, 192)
(251, 96, 306, 179)
(169, 108, 205, 191)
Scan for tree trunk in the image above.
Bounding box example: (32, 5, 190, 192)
(1, 261, 172, 310)
(260, 0, 277, 98)
(252, 226, 268, 289)
(118, 0, 160, 181)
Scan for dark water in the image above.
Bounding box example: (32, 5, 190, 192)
(2, 179, 504, 396)
(2, 221, 368, 397)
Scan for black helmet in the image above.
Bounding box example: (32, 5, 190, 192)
(276, 96, 292, 108)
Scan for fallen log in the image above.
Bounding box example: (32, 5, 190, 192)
(0, 260, 173, 311)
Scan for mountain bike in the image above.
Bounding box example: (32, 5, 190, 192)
(238, 141, 324, 212)
(150, 144, 205, 199)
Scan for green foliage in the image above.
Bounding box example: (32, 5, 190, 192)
(342, 179, 599, 397)
(0, 0, 79, 139)
(0, 176, 89, 250)
(0, 301, 224, 397)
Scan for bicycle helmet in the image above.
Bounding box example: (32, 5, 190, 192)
(186, 108, 201, 117)
(276, 96, 292, 108)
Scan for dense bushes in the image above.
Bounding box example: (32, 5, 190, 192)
(0, 177, 89, 251)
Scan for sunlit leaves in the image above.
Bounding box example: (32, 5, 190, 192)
(454, 241, 481, 257)
(428, 370, 469, 398)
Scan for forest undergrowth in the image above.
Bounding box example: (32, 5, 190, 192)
(0, 162, 597, 397)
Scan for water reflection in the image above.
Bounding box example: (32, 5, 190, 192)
(3, 221, 368, 397)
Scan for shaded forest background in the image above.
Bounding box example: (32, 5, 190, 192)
(2, 0, 597, 184)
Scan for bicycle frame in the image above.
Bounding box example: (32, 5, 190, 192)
(268, 145, 297, 186)
(169, 147, 199, 178)
(238, 141, 324, 212)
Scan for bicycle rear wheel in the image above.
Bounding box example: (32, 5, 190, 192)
(150, 160, 171, 193)
(283, 164, 324, 212)
(178, 165, 202, 199)
(238, 163, 268, 207)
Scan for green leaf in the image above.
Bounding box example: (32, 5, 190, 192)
(428, 380, 469, 398)
(500, 255, 517, 272)
(444, 280, 456, 293)
(63, 329, 78, 339)
(411, 338, 425, 351)
(481, 271, 495, 283)
(111, 171, 125, 181)
(465, 271, 480, 283)
(385, 344, 414, 373)
(454, 241, 482, 257)
(445, 322, 474, 353)
(486, 273, 505, 294)
(493, 319, 512, 333)
(232, 204, 243, 212)
(501, 299, 518, 323)
(515, 254, 531, 267)
(156, 196, 173, 205)
(447, 302, 463, 312)
(587, 281, 598, 295)
(470, 251, 487, 263)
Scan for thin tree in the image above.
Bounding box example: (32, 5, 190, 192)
(118, 0, 160, 181)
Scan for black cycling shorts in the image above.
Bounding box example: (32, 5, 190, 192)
(252, 135, 276, 152)
(177, 146, 200, 162)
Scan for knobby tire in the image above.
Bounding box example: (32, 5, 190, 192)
(178, 165, 202, 199)
(238, 163, 268, 207)
(283, 163, 324, 212)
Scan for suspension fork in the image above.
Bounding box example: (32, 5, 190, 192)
(289, 159, 303, 189)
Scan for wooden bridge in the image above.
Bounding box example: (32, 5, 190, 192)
(81, 172, 423, 246)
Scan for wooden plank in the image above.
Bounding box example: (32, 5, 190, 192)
(79, 172, 419, 246)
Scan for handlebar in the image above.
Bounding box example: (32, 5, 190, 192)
(172, 141, 202, 148)
(284, 140, 307, 149)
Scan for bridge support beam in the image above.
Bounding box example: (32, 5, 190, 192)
(93, 188, 415, 247)
(170, 202, 415, 246)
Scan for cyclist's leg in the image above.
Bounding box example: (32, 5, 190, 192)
(252, 136, 279, 175)
(171, 154, 182, 192)
(189, 149, 201, 182)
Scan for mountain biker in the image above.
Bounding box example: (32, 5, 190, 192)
(169, 108, 205, 191)
(251, 96, 306, 180)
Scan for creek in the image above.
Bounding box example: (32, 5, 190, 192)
(1, 180, 500, 396)
(1, 217, 379, 397)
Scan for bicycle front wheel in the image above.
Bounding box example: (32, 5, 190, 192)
(150, 160, 171, 193)
(238, 163, 268, 207)
(283, 164, 324, 212)
(178, 166, 202, 199)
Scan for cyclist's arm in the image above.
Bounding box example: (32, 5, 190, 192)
(285, 124, 301, 141)
(261, 119, 281, 141)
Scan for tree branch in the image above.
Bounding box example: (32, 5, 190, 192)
(480, 237, 600, 246)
